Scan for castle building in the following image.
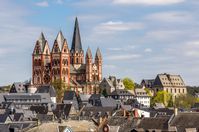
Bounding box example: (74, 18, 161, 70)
(32, 18, 102, 94)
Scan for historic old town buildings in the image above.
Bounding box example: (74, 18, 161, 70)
(32, 18, 102, 94)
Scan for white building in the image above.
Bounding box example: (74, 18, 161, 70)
(134, 88, 150, 108)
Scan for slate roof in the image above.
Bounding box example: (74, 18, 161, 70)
(134, 88, 149, 97)
(52, 104, 72, 119)
(86, 47, 92, 58)
(141, 79, 155, 88)
(79, 94, 91, 102)
(100, 97, 117, 108)
(36, 85, 56, 97)
(10, 82, 27, 93)
(89, 94, 102, 100)
(63, 91, 76, 100)
(81, 106, 116, 117)
(37, 32, 46, 52)
(13, 113, 23, 121)
(110, 89, 133, 96)
(170, 112, 199, 132)
(4, 94, 41, 100)
(154, 73, 186, 88)
(0, 113, 8, 123)
(137, 116, 170, 130)
(95, 47, 102, 59)
(30, 106, 48, 114)
(0, 124, 9, 132)
(56, 30, 65, 50)
(71, 17, 83, 52)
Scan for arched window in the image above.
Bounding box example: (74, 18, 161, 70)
(54, 69, 57, 75)
(37, 77, 40, 83)
(76, 58, 79, 63)
(57, 69, 60, 74)
(38, 59, 41, 66)
(46, 50, 48, 54)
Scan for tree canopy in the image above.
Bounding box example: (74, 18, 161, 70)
(151, 91, 172, 107)
(123, 77, 135, 90)
(51, 79, 68, 103)
(174, 94, 196, 109)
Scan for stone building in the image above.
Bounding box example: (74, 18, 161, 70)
(99, 76, 125, 94)
(32, 18, 102, 94)
(153, 73, 187, 97)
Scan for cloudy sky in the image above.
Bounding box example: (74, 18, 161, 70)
(0, 0, 199, 86)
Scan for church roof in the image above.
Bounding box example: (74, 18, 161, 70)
(56, 30, 65, 50)
(37, 32, 46, 52)
(86, 47, 92, 58)
(71, 17, 83, 52)
(95, 47, 102, 59)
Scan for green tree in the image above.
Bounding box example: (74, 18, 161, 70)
(151, 91, 172, 107)
(144, 88, 152, 97)
(174, 94, 196, 109)
(51, 79, 68, 103)
(123, 77, 135, 90)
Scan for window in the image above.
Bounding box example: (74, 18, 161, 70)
(76, 58, 79, 63)
(37, 77, 40, 83)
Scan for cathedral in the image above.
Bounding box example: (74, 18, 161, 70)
(32, 18, 102, 94)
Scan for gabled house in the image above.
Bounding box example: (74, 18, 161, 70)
(9, 82, 27, 93)
(153, 73, 187, 97)
(88, 94, 117, 108)
(141, 79, 155, 89)
(36, 85, 56, 103)
(63, 91, 79, 110)
(134, 88, 150, 108)
(99, 76, 125, 94)
(108, 89, 134, 101)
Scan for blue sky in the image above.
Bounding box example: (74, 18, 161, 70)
(0, 0, 199, 86)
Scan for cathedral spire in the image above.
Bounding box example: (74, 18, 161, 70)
(86, 47, 92, 59)
(71, 17, 82, 52)
(38, 32, 46, 52)
(95, 47, 102, 59)
(56, 30, 65, 50)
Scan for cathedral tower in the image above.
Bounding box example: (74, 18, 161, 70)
(32, 32, 51, 85)
(51, 31, 70, 85)
(86, 47, 93, 82)
(95, 48, 102, 81)
(70, 17, 84, 68)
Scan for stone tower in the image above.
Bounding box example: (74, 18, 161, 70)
(51, 31, 70, 85)
(95, 48, 102, 81)
(86, 47, 93, 82)
(70, 17, 84, 68)
(32, 32, 51, 85)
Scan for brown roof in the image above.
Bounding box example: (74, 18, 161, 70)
(137, 117, 170, 130)
(170, 112, 199, 132)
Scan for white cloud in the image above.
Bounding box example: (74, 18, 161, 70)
(144, 30, 183, 41)
(146, 11, 193, 22)
(106, 54, 141, 60)
(94, 21, 144, 34)
(144, 48, 152, 53)
(183, 41, 199, 57)
(107, 45, 135, 52)
(113, 0, 185, 6)
(35, 1, 49, 7)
